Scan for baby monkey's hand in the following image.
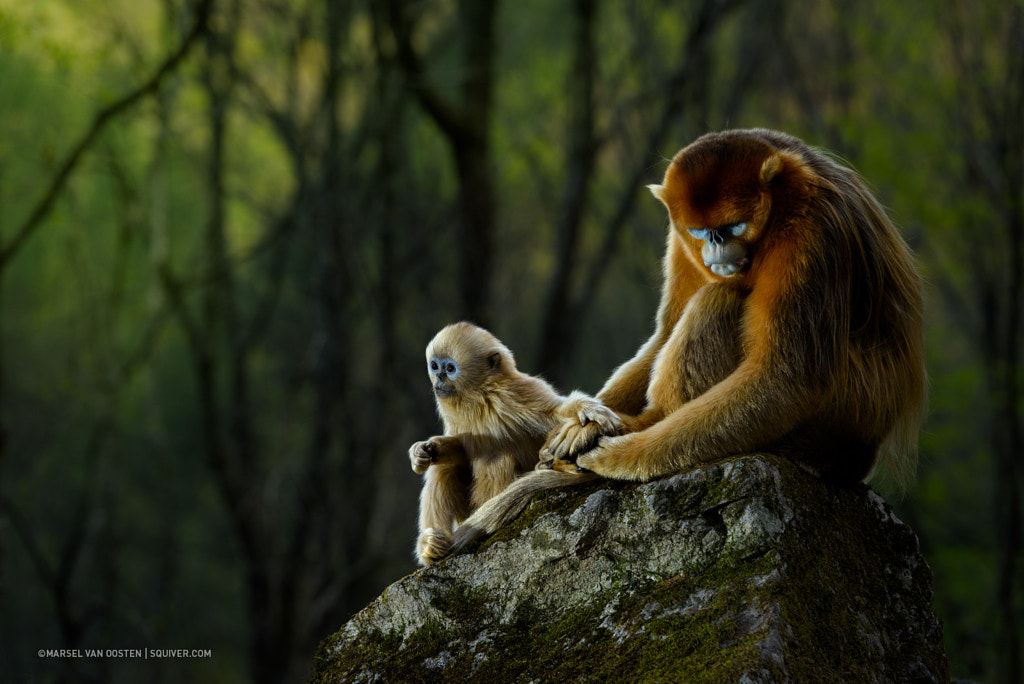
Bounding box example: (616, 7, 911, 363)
(409, 439, 440, 474)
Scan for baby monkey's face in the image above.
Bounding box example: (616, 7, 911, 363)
(428, 355, 461, 399)
(424, 322, 510, 406)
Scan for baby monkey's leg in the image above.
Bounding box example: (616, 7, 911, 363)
(412, 437, 471, 565)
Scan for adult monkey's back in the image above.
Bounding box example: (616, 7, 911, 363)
(448, 129, 926, 558)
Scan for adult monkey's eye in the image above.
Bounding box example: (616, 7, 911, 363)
(730, 222, 747, 237)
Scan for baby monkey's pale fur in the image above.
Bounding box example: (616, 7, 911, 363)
(409, 322, 620, 566)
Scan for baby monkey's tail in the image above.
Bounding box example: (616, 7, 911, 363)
(449, 469, 598, 555)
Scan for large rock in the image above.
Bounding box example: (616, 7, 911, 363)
(311, 454, 949, 683)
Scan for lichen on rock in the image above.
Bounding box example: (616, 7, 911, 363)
(310, 454, 949, 683)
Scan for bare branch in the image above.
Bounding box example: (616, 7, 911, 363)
(571, 0, 745, 331)
(386, 0, 466, 142)
(0, 0, 213, 271)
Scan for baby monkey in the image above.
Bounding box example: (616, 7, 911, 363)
(409, 322, 621, 566)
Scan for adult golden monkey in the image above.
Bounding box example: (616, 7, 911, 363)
(445, 129, 926, 557)
(409, 322, 620, 566)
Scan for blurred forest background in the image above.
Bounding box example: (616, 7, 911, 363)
(0, 0, 1021, 682)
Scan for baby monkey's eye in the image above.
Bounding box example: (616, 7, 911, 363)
(430, 360, 439, 372)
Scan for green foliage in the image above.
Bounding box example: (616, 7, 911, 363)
(0, 0, 1020, 682)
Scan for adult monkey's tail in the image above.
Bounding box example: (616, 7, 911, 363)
(449, 469, 598, 555)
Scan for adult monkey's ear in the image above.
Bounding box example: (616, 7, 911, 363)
(759, 150, 804, 184)
(487, 352, 502, 371)
(647, 184, 668, 206)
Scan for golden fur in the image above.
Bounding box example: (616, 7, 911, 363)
(545, 128, 926, 486)
(446, 129, 926, 559)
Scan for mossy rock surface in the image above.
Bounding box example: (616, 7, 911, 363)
(311, 454, 949, 683)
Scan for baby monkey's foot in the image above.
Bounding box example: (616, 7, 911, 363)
(417, 528, 453, 566)
(536, 450, 593, 474)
